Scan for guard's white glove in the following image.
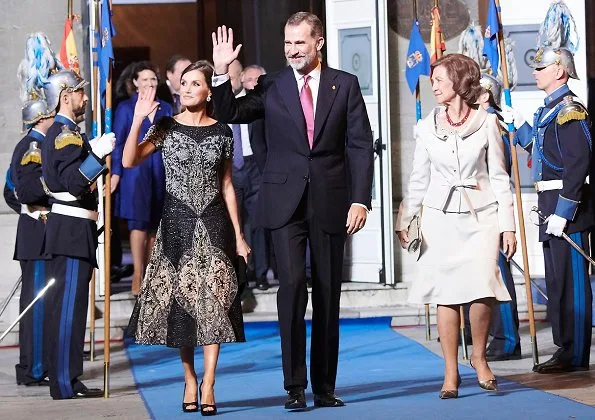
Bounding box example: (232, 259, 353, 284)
(546, 214, 567, 237)
(413, 124, 419, 139)
(500, 105, 526, 129)
(89, 132, 116, 159)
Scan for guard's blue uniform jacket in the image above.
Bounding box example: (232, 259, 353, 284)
(515, 85, 593, 240)
(8, 128, 50, 385)
(41, 114, 106, 265)
(112, 95, 171, 228)
(10, 129, 50, 260)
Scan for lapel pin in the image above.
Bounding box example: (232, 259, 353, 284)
(332, 85, 336, 90)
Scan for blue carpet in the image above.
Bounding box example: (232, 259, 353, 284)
(126, 318, 595, 419)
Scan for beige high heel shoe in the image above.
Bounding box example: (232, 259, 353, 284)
(470, 358, 498, 392)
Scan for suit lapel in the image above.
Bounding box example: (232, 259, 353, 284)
(313, 68, 339, 145)
(277, 68, 307, 146)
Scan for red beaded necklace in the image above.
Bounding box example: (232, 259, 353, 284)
(445, 107, 471, 127)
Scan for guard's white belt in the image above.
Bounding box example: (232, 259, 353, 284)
(535, 176, 589, 193)
(20, 204, 50, 220)
(51, 191, 79, 202)
(51, 203, 98, 221)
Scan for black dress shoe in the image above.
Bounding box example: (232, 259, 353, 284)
(284, 388, 307, 410)
(313, 392, 345, 407)
(73, 387, 104, 399)
(533, 355, 588, 373)
(255, 276, 270, 291)
(486, 347, 522, 362)
(20, 377, 50, 386)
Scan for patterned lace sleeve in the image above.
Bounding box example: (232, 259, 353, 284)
(144, 117, 172, 149)
(222, 124, 234, 160)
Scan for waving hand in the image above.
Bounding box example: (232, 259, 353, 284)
(212, 26, 242, 75)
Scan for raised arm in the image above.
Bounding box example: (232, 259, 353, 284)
(122, 87, 159, 168)
(211, 26, 264, 123)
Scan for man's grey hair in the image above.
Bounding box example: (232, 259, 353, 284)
(285, 11, 324, 38)
(243, 64, 267, 75)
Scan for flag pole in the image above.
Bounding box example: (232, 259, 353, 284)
(102, 0, 114, 399)
(67, 0, 73, 19)
(494, 0, 538, 366)
(87, 0, 98, 363)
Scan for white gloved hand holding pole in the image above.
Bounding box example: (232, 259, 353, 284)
(500, 105, 526, 129)
(89, 132, 116, 159)
(545, 214, 567, 237)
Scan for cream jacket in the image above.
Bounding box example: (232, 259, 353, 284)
(396, 106, 515, 233)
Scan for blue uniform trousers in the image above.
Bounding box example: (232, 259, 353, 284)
(45, 256, 93, 399)
(15, 260, 48, 385)
(489, 254, 521, 354)
(543, 231, 592, 368)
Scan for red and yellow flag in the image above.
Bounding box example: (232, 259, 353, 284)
(430, 6, 446, 63)
(60, 17, 80, 73)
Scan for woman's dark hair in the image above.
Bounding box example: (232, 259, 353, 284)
(115, 61, 137, 99)
(180, 60, 215, 116)
(132, 61, 160, 81)
(431, 54, 482, 105)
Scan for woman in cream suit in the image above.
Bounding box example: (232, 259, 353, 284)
(396, 54, 517, 399)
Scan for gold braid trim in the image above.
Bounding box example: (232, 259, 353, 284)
(557, 109, 587, 125)
(55, 133, 83, 149)
(20, 152, 42, 166)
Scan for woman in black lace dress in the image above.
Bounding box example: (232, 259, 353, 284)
(124, 60, 250, 415)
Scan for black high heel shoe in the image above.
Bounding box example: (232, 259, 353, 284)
(470, 358, 498, 392)
(182, 383, 199, 413)
(438, 375, 461, 399)
(199, 380, 218, 416)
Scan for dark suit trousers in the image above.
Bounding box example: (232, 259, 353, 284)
(233, 155, 268, 279)
(271, 186, 346, 393)
(45, 256, 93, 399)
(15, 260, 48, 385)
(543, 232, 592, 368)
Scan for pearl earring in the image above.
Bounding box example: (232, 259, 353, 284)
(207, 95, 212, 102)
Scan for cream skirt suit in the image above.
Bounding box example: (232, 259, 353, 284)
(396, 106, 514, 305)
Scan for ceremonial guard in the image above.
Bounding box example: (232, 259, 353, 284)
(513, 47, 592, 373)
(478, 74, 522, 361)
(41, 69, 115, 399)
(9, 95, 55, 386)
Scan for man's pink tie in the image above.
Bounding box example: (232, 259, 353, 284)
(299, 75, 314, 149)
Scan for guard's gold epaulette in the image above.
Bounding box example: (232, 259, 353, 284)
(20, 140, 42, 165)
(55, 126, 83, 149)
(557, 96, 588, 125)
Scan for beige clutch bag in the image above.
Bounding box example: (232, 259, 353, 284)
(407, 213, 422, 260)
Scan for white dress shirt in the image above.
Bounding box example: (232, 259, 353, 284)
(229, 89, 253, 157)
(293, 62, 321, 114)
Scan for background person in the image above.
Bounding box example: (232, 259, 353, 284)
(112, 61, 172, 296)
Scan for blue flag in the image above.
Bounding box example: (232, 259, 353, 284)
(405, 20, 431, 94)
(483, 0, 500, 76)
(98, 0, 116, 108)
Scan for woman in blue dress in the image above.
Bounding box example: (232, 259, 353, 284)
(112, 61, 173, 295)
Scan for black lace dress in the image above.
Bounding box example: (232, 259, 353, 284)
(127, 118, 245, 347)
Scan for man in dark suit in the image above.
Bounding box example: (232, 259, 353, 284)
(211, 12, 374, 409)
(228, 61, 270, 290)
(156, 54, 191, 115)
